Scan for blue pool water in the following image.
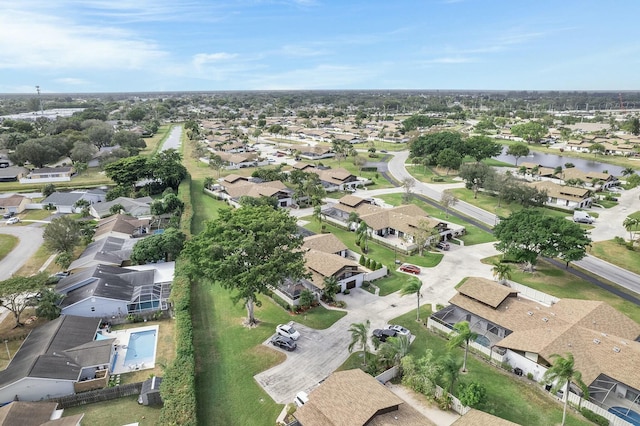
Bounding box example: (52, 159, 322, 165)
(123, 330, 157, 366)
(609, 406, 640, 426)
(475, 335, 491, 348)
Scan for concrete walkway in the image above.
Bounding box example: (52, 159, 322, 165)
(386, 383, 460, 426)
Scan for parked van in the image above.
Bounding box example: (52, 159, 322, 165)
(573, 211, 594, 224)
(294, 391, 309, 407)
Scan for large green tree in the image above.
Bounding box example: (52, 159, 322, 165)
(494, 210, 591, 270)
(506, 143, 530, 166)
(182, 206, 306, 324)
(543, 353, 589, 426)
(410, 131, 464, 162)
(465, 135, 502, 162)
(150, 149, 188, 190)
(0, 274, 48, 327)
(131, 228, 186, 264)
(510, 122, 547, 144)
(43, 215, 82, 254)
(104, 156, 150, 188)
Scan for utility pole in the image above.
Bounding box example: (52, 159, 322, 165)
(35, 85, 43, 114)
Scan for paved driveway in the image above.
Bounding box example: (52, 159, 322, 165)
(0, 223, 45, 281)
(255, 243, 499, 405)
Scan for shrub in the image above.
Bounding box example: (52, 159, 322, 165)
(580, 408, 609, 426)
(299, 289, 315, 308)
(526, 372, 534, 380)
(270, 292, 290, 311)
(375, 261, 383, 270)
(365, 258, 372, 269)
(457, 381, 487, 408)
(359, 256, 366, 266)
(432, 176, 444, 182)
(343, 289, 350, 295)
(613, 236, 626, 245)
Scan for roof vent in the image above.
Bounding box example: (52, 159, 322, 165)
(622, 341, 628, 345)
(613, 346, 621, 353)
(550, 312, 556, 316)
(527, 311, 534, 316)
(542, 317, 549, 322)
(601, 332, 608, 337)
(593, 339, 600, 344)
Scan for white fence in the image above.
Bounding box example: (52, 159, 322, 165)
(364, 267, 388, 281)
(375, 366, 399, 384)
(505, 280, 559, 306)
(567, 392, 634, 426)
(434, 385, 471, 415)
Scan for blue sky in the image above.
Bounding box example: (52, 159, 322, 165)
(1, 0, 638, 93)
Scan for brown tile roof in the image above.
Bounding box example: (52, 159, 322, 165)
(94, 214, 149, 239)
(338, 194, 368, 208)
(292, 162, 315, 170)
(303, 234, 348, 255)
(0, 195, 25, 208)
(294, 369, 405, 426)
(528, 181, 590, 201)
(0, 401, 60, 425)
(41, 414, 85, 426)
(457, 277, 518, 308)
(223, 174, 248, 183)
(452, 409, 520, 425)
(304, 249, 361, 284)
(223, 180, 291, 200)
(448, 278, 640, 388)
(561, 167, 612, 183)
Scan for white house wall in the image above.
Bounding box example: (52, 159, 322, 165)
(62, 297, 128, 318)
(0, 377, 75, 404)
(505, 349, 548, 382)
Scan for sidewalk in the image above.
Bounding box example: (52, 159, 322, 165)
(386, 383, 460, 426)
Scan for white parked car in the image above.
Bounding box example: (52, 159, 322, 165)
(6, 217, 20, 225)
(386, 324, 411, 337)
(276, 323, 300, 340)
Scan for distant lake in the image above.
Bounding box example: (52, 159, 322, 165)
(496, 146, 626, 176)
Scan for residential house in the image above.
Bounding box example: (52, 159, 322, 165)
(93, 214, 151, 241)
(0, 194, 31, 215)
(212, 178, 294, 208)
(0, 315, 114, 404)
(294, 369, 432, 426)
(216, 151, 259, 169)
(452, 409, 519, 426)
(298, 145, 335, 160)
(291, 162, 316, 171)
(429, 278, 640, 421)
(528, 180, 592, 209)
(0, 166, 29, 182)
(308, 167, 364, 192)
(302, 233, 348, 257)
(20, 166, 75, 183)
(304, 248, 364, 293)
(89, 196, 153, 219)
(0, 401, 84, 426)
(56, 263, 174, 318)
(41, 189, 106, 214)
(560, 168, 618, 190)
(68, 236, 138, 270)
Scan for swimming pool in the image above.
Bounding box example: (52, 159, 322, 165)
(475, 335, 491, 348)
(123, 329, 157, 367)
(609, 406, 640, 426)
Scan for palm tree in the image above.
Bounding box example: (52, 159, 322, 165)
(377, 335, 410, 368)
(621, 167, 636, 178)
(440, 354, 463, 394)
(543, 353, 589, 426)
(623, 217, 639, 240)
(400, 276, 423, 321)
(492, 261, 513, 284)
(347, 211, 360, 231)
(322, 276, 340, 303)
(356, 221, 371, 253)
(348, 320, 371, 367)
(447, 321, 478, 373)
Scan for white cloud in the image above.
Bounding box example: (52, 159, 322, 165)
(0, 9, 167, 70)
(192, 52, 238, 67)
(278, 45, 327, 57)
(54, 77, 90, 85)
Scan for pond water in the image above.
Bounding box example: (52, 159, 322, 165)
(496, 146, 626, 176)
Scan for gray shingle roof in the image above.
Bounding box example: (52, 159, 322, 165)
(41, 192, 84, 206)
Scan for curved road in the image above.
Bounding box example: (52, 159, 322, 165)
(0, 224, 45, 280)
(384, 150, 640, 298)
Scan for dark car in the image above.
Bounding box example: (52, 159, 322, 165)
(271, 335, 297, 351)
(436, 241, 450, 251)
(2, 211, 14, 219)
(372, 328, 397, 342)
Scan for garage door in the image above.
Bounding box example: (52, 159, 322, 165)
(346, 280, 356, 290)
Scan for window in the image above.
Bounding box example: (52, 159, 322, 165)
(91, 307, 95, 312)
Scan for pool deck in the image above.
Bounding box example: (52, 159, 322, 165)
(101, 324, 159, 375)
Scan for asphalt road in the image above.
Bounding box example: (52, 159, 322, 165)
(160, 125, 183, 151)
(0, 223, 45, 280)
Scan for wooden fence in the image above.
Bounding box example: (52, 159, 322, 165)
(48, 382, 143, 408)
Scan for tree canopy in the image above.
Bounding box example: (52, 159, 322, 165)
(510, 122, 548, 144)
(181, 206, 307, 324)
(130, 228, 186, 264)
(494, 210, 591, 270)
(43, 215, 82, 254)
(0, 274, 48, 327)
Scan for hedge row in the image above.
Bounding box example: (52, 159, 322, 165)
(159, 175, 197, 426)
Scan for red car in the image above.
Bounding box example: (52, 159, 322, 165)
(399, 264, 421, 275)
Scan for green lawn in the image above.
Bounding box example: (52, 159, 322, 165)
(293, 303, 347, 329)
(62, 396, 161, 425)
(301, 157, 395, 189)
(0, 234, 18, 261)
(406, 164, 460, 184)
(590, 240, 640, 276)
(376, 193, 496, 246)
